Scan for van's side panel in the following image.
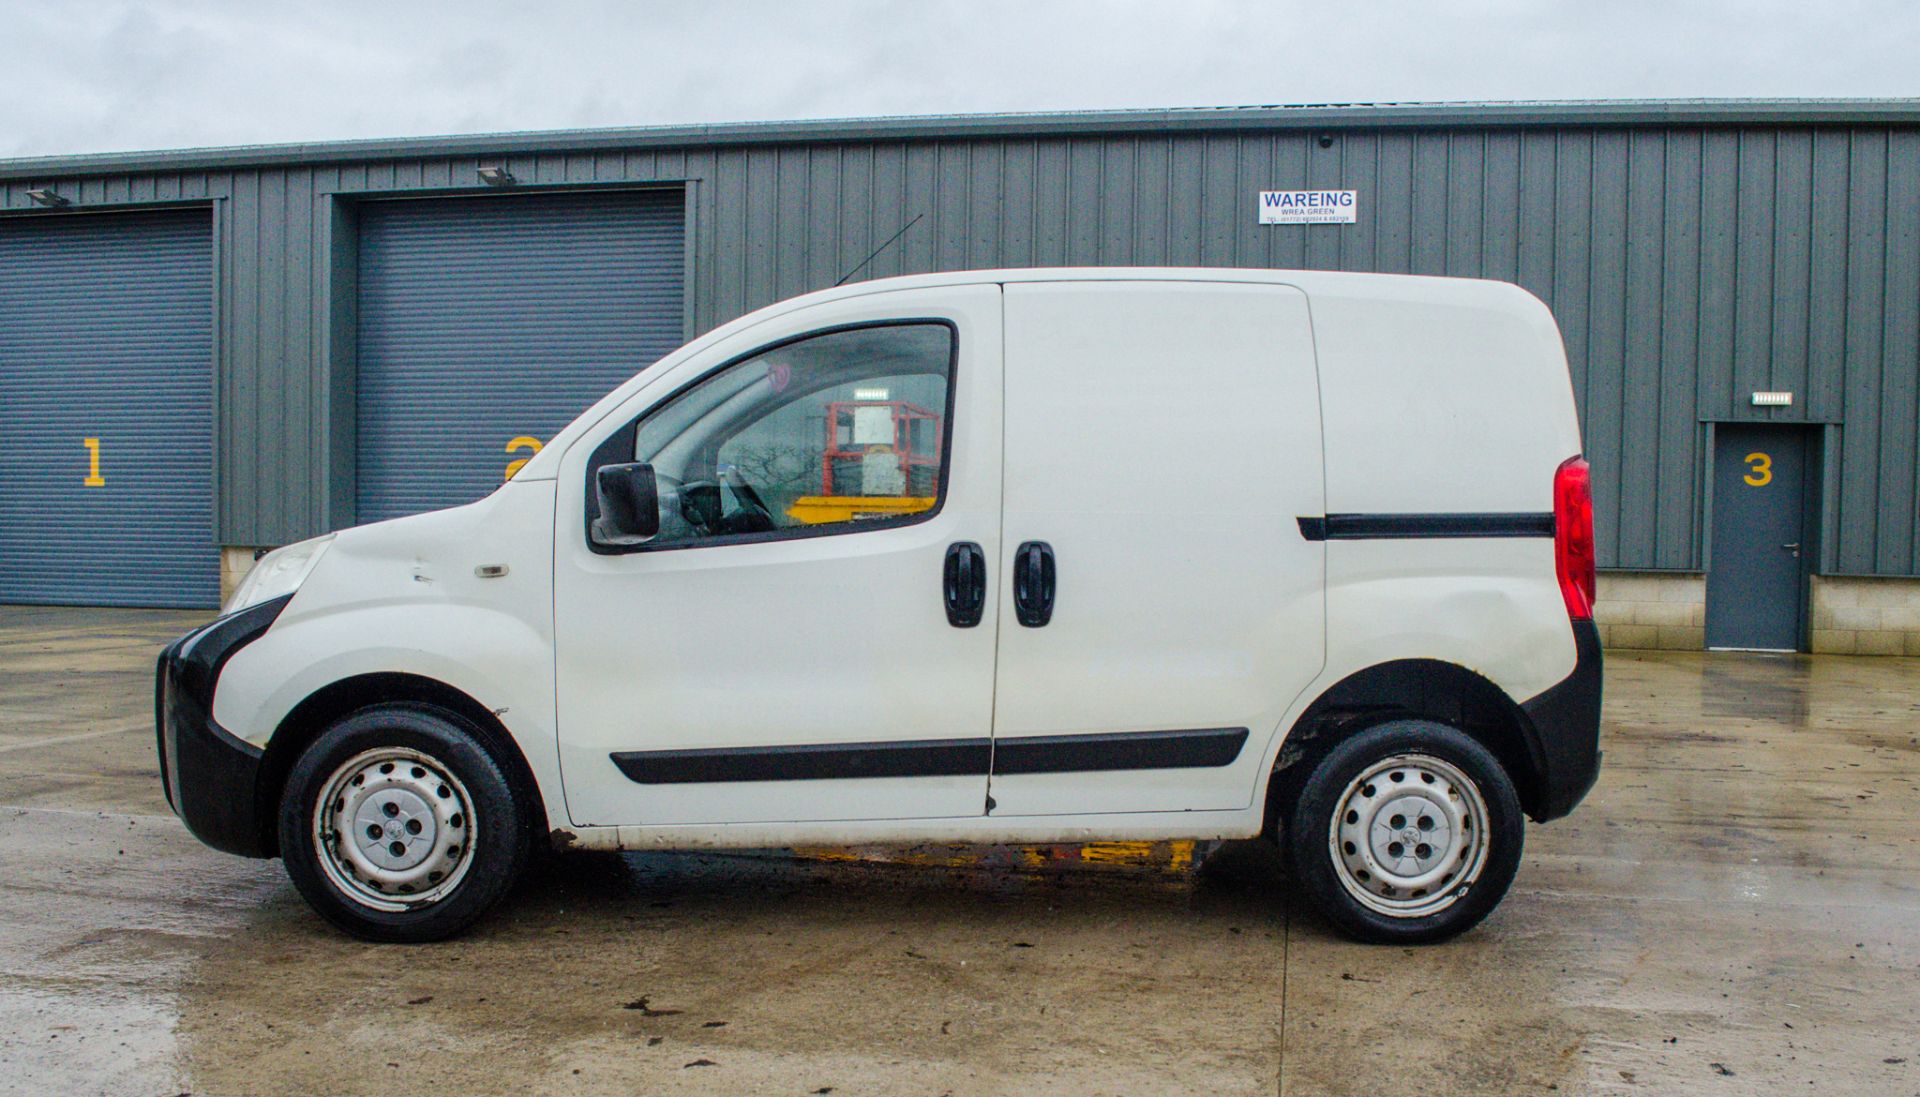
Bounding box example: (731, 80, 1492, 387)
(1313, 537, 1573, 696)
(1308, 278, 1581, 701)
(1305, 278, 1580, 514)
(211, 481, 570, 832)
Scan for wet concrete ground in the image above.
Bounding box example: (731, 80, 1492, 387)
(1, 607, 1917, 1096)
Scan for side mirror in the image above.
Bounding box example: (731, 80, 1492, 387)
(592, 462, 660, 545)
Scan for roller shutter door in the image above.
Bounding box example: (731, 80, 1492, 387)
(355, 190, 686, 523)
(0, 210, 217, 608)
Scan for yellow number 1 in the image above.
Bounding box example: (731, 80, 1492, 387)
(83, 437, 106, 487)
(1743, 451, 1772, 487)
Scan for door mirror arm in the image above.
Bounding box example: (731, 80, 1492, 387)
(591, 462, 661, 545)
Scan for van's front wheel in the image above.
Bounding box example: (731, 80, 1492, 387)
(1285, 720, 1523, 944)
(279, 705, 530, 942)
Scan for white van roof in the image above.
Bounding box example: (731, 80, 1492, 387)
(787, 264, 1532, 302)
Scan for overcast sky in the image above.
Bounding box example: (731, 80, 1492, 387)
(1, 0, 1912, 160)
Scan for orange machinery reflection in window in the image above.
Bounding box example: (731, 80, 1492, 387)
(786, 399, 942, 525)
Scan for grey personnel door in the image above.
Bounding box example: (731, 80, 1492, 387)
(1706, 425, 1812, 651)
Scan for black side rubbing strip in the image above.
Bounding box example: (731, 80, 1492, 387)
(608, 728, 1251, 784)
(992, 728, 1249, 774)
(1297, 513, 1555, 541)
(611, 738, 992, 784)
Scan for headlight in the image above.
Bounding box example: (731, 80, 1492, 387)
(225, 535, 334, 614)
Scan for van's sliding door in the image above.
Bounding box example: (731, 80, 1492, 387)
(988, 282, 1326, 817)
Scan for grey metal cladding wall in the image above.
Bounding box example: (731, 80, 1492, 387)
(0, 209, 218, 607)
(689, 129, 1920, 575)
(8, 118, 1918, 575)
(354, 189, 685, 523)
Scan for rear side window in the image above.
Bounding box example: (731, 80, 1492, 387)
(623, 322, 955, 549)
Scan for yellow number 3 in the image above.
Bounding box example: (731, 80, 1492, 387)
(504, 436, 544, 481)
(1743, 451, 1772, 487)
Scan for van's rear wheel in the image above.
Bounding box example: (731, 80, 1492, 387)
(1285, 719, 1522, 944)
(279, 705, 529, 943)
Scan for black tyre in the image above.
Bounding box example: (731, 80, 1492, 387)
(279, 704, 531, 943)
(1284, 719, 1523, 944)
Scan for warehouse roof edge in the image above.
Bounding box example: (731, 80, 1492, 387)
(8, 97, 1920, 180)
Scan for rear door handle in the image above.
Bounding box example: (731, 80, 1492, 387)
(1012, 541, 1056, 628)
(943, 542, 985, 628)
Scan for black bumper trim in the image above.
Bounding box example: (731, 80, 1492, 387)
(155, 595, 292, 858)
(1517, 617, 1604, 821)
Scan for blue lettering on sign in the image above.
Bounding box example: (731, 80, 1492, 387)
(1258, 189, 1359, 222)
(1262, 190, 1354, 207)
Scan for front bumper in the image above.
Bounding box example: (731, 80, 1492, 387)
(1517, 617, 1605, 821)
(155, 594, 292, 858)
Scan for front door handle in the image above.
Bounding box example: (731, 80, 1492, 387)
(1782, 542, 1801, 558)
(943, 542, 985, 628)
(1012, 541, 1056, 628)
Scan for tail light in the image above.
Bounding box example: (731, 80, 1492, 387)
(1554, 456, 1596, 620)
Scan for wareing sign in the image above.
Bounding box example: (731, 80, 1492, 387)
(1258, 189, 1358, 225)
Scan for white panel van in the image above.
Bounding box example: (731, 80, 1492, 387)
(156, 269, 1602, 944)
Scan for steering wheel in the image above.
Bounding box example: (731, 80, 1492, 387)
(678, 471, 775, 535)
(719, 467, 774, 526)
(676, 479, 724, 535)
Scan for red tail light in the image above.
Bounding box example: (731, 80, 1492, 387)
(1554, 456, 1596, 620)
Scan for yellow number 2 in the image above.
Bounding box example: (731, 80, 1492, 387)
(504, 436, 544, 481)
(1743, 451, 1772, 487)
(82, 437, 106, 487)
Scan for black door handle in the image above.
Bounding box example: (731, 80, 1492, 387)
(1012, 541, 1055, 627)
(943, 542, 985, 628)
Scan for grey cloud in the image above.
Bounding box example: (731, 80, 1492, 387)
(0, 0, 1912, 159)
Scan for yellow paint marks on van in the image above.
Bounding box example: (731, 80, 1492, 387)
(790, 840, 1201, 875)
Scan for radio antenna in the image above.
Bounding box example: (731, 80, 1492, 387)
(834, 213, 924, 287)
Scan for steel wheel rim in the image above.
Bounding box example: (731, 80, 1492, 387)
(1328, 752, 1490, 919)
(312, 746, 475, 912)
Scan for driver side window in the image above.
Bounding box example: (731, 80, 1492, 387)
(626, 322, 955, 548)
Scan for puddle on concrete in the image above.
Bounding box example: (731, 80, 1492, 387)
(0, 980, 187, 1096)
(1699, 652, 1813, 723)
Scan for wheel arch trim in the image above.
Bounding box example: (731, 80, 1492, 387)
(257, 672, 551, 857)
(1258, 656, 1553, 829)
